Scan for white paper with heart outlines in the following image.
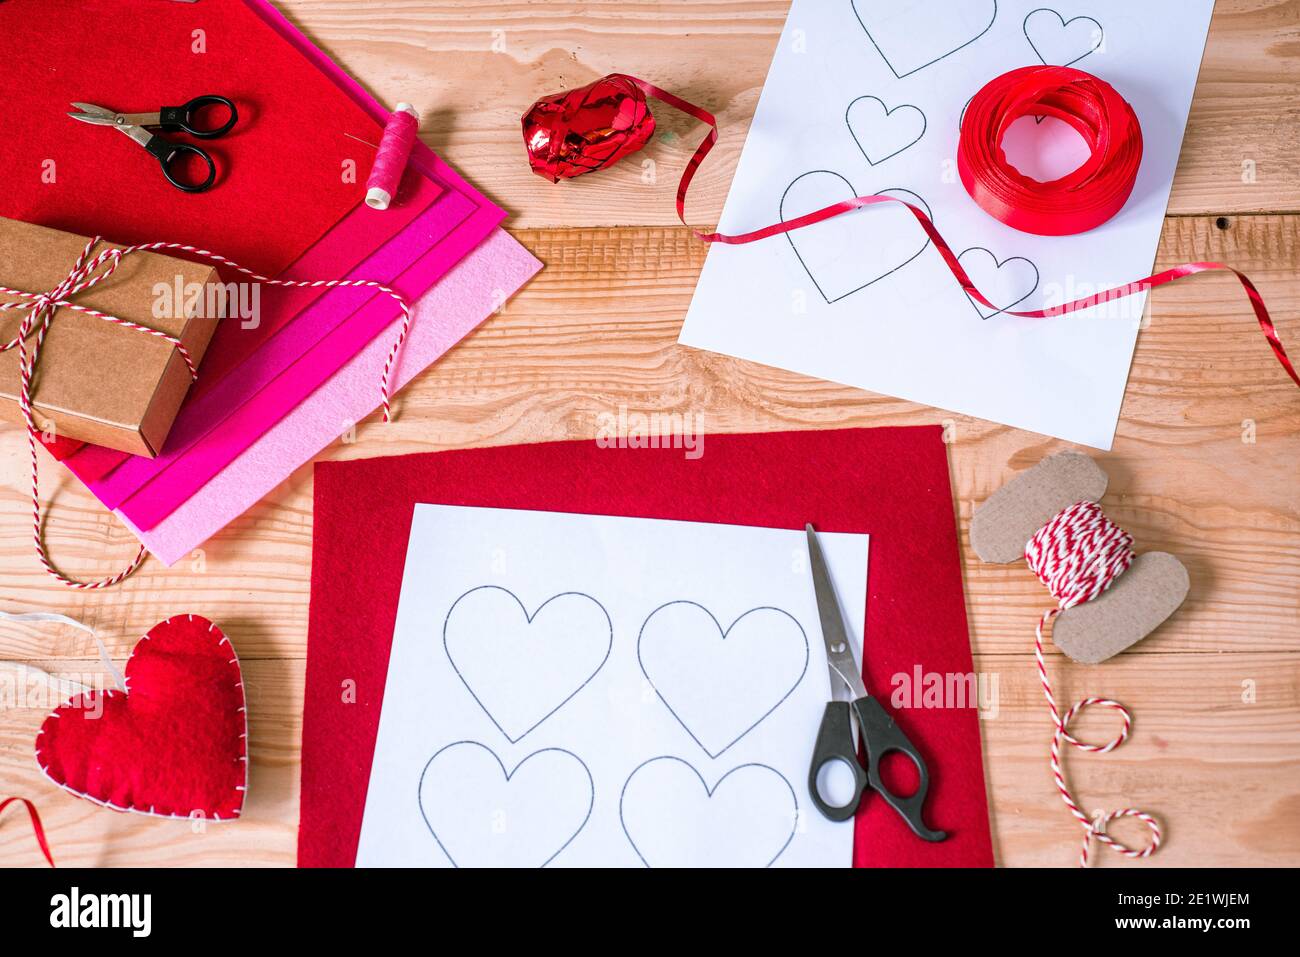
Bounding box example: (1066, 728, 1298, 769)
(679, 0, 1215, 449)
(354, 504, 869, 868)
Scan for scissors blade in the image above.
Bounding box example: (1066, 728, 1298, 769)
(68, 102, 119, 126)
(115, 112, 164, 127)
(68, 104, 153, 149)
(806, 524, 868, 702)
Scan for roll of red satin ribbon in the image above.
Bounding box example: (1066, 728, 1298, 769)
(522, 69, 1298, 389)
(958, 65, 1143, 236)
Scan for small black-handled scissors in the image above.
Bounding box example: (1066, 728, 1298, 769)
(805, 524, 946, 841)
(68, 96, 238, 193)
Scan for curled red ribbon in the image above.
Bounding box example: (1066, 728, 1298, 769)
(0, 796, 55, 866)
(522, 71, 1299, 389)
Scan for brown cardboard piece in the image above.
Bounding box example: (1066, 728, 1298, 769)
(971, 450, 1189, 663)
(0, 217, 218, 457)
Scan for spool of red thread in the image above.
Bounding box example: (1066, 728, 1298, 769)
(366, 103, 420, 211)
(957, 65, 1144, 236)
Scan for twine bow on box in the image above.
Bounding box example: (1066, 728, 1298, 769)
(0, 236, 195, 589)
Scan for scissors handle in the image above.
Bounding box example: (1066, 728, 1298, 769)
(807, 696, 947, 841)
(145, 136, 217, 193)
(808, 701, 870, 822)
(159, 95, 237, 139)
(853, 694, 946, 842)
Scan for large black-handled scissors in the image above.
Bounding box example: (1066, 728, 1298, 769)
(68, 95, 238, 193)
(805, 524, 946, 841)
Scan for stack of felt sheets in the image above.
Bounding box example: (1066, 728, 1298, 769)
(0, 0, 540, 565)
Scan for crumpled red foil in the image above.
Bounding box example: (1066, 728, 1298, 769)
(522, 74, 656, 182)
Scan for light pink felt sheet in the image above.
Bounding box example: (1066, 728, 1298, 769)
(122, 228, 541, 565)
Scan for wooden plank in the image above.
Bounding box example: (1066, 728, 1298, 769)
(2, 653, 1294, 866)
(2, 215, 1295, 661)
(275, 0, 1300, 226)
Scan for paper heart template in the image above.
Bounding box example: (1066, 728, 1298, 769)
(619, 757, 798, 868)
(418, 741, 594, 868)
(1024, 7, 1104, 67)
(852, 0, 998, 78)
(443, 586, 613, 742)
(958, 247, 1041, 318)
(846, 96, 927, 166)
(780, 172, 934, 303)
(637, 601, 808, 757)
(34, 615, 247, 820)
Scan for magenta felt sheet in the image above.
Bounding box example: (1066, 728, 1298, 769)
(68, 171, 447, 503)
(62, 174, 435, 486)
(83, 180, 476, 512)
(118, 193, 488, 530)
(123, 227, 542, 565)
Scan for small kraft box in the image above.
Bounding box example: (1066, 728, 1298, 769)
(0, 217, 220, 457)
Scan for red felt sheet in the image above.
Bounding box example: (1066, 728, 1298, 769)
(301, 426, 993, 867)
(0, 0, 375, 276)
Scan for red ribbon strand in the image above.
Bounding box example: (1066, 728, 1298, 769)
(523, 70, 1299, 389)
(0, 796, 55, 867)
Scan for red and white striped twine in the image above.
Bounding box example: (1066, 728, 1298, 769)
(0, 236, 412, 589)
(1024, 500, 1162, 867)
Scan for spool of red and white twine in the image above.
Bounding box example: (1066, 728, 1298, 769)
(1025, 501, 1161, 866)
(0, 236, 414, 589)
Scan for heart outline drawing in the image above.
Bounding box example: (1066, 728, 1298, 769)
(852, 0, 998, 78)
(619, 756, 798, 868)
(846, 95, 927, 166)
(958, 246, 1041, 319)
(443, 585, 613, 743)
(1024, 7, 1104, 68)
(780, 172, 934, 304)
(418, 740, 594, 868)
(637, 600, 808, 758)
(959, 94, 973, 132)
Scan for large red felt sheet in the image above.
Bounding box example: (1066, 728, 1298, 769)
(302, 426, 993, 867)
(0, 0, 375, 276)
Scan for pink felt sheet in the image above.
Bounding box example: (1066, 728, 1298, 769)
(122, 227, 542, 566)
(64, 170, 439, 485)
(97, 184, 479, 518)
(70, 174, 457, 508)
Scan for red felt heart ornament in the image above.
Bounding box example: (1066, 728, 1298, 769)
(35, 615, 247, 821)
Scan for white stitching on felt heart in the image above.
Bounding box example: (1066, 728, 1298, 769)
(33, 614, 248, 822)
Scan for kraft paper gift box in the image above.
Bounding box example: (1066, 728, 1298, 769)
(0, 217, 218, 457)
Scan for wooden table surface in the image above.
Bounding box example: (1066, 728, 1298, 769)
(2, 0, 1297, 868)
